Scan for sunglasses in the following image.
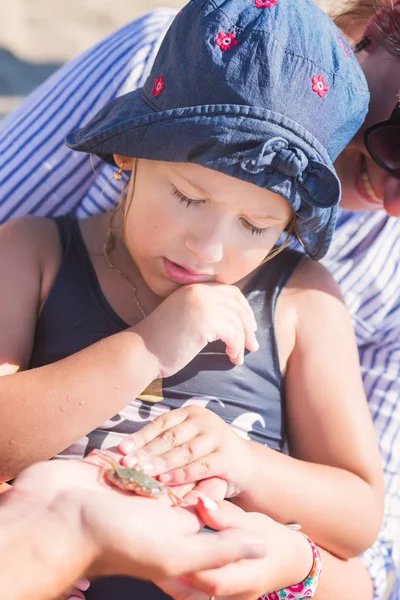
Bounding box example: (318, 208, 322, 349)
(364, 94, 400, 179)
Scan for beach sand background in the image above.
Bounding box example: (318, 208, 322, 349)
(0, 0, 183, 115)
(0, 0, 350, 115)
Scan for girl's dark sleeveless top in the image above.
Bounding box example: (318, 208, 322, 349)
(29, 216, 304, 459)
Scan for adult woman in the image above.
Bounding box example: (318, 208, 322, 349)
(0, 2, 398, 600)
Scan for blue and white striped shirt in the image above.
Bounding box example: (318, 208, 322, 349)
(0, 9, 398, 600)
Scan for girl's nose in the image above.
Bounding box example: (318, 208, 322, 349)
(185, 226, 225, 264)
(383, 177, 400, 217)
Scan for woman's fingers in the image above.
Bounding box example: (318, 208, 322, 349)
(196, 497, 247, 529)
(164, 528, 266, 577)
(185, 561, 261, 597)
(157, 576, 208, 600)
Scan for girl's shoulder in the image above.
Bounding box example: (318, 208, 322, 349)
(0, 216, 64, 371)
(0, 216, 63, 307)
(275, 256, 345, 370)
(284, 255, 343, 302)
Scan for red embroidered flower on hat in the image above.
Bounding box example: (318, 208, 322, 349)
(216, 31, 239, 51)
(255, 0, 278, 8)
(152, 75, 165, 97)
(337, 34, 351, 56)
(312, 75, 329, 98)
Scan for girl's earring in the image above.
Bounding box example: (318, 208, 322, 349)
(113, 163, 124, 181)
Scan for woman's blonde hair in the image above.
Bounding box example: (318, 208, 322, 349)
(327, 0, 400, 55)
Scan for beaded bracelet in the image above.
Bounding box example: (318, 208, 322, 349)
(260, 533, 322, 600)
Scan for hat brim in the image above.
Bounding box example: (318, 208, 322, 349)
(66, 88, 339, 260)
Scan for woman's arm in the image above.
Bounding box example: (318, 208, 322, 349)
(236, 259, 384, 558)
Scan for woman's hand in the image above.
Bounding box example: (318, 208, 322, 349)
(134, 283, 259, 378)
(158, 499, 313, 600)
(119, 405, 254, 496)
(10, 454, 266, 583)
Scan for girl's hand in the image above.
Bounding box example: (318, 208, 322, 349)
(119, 406, 254, 497)
(59, 579, 90, 600)
(158, 499, 314, 600)
(134, 283, 259, 378)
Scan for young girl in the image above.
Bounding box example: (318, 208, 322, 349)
(0, 0, 384, 598)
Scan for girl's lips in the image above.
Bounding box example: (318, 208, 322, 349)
(355, 154, 384, 207)
(163, 258, 213, 284)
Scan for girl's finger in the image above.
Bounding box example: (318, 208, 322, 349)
(223, 318, 245, 366)
(63, 588, 86, 600)
(75, 578, 91, 591)
(231, 287, 257, 331)
(129, 420, 202, 465)
(119, 410, 188, 454)
(158, 453, 220, 486)
(144, 435, 215, 477)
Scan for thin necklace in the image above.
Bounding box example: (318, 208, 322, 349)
(103, 227, 147, 319)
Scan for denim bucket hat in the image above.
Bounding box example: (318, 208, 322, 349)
(66, 0, 369, 259)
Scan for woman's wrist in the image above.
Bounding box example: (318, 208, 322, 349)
(1, 487, 95, 600)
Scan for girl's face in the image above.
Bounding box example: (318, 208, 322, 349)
(335, 26, 400, 216)
(119, 159, 292, 298)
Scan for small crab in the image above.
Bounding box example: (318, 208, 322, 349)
(87, 449, 182, 506)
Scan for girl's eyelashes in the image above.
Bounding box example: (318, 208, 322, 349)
(171, 185, 203, 206)
(240, 218, 266, 236)
(172, 184, 267, 235)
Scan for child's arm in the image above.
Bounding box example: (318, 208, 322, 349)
(234, 258, 384, 557)
(0, 217, 257, 481)
(0, 219, 159, 481)
(119, 259, 384, 559)
(179, 497, 375, 600)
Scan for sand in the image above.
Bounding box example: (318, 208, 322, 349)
(0, 0, 183, 113)
(0, 0, 183, 62)
(0, 0, 347, 62)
